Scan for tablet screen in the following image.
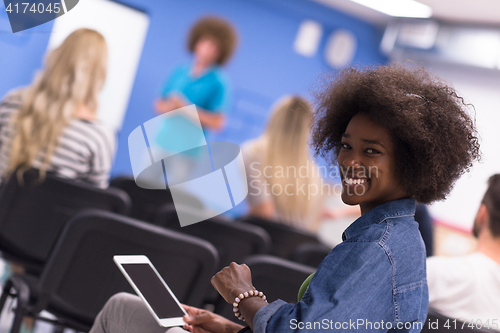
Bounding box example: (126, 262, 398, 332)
(122, 263, 185, 319)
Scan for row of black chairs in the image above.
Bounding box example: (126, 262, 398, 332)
(1, 210, 218, 332)
(0, 171, 328, 332)
(0, 172, 472, 333)
(0, 172, 330, 274)
(0, 170, 131, 273)
(0, 208, 318, 333)
(112, 176, 329, 262)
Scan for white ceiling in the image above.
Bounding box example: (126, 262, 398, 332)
(312, 0, 500, 26)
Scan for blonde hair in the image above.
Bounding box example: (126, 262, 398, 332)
(7, 28, 108, 181)
(255, 96, 323, 230)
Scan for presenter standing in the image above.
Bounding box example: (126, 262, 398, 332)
(153, 16, 237, 185)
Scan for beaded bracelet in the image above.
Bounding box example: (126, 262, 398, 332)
(232, 289, 268, 321)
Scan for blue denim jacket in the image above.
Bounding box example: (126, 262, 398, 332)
(253, 198, 428, 332)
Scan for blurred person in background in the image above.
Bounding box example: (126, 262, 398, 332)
(154, 16, 237, 132)
(0, 28, 114, 189)
(241, 96, 324, 232)
(427, 174, 500, 325)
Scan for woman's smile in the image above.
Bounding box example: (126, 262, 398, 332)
(337, 113, 407, 215)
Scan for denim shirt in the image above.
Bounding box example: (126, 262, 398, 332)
(253, 198, 428, 332)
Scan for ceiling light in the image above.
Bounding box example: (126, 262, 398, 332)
(350, 0, 432, 18)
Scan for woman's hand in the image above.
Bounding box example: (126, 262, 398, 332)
(169, 95, 187, 109)
(211, 263, 269, 332)
(182, 304, 244, 333)
(154, 95, 187, 114)
(211, 262, 254, 303)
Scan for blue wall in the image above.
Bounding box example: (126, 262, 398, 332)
(0, 0, 387, 178)
(0, 7, 54, 96)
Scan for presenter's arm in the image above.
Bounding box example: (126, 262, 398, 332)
(196, 109, 225, 130)
(161, 94, 226, 130)
(154, 98, 176, 114)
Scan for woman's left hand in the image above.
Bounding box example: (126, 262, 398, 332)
(182, 304, 244, 333)
(211, 262, 254, 303)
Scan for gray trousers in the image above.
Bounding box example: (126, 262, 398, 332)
(89, 293, 187, 333)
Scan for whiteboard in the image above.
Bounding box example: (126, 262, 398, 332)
(47, 0, 150, 131)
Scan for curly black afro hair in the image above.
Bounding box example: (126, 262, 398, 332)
(312, 65, 480, 204)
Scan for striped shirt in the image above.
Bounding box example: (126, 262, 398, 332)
(0, 89, 116, 188)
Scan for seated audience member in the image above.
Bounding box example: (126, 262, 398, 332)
(427, 174, 500, 324)
(241, 96, 324, 232)
(415, 203, 434, 256)
(0, 28, 114, 189)
(89, 65, 480, 333)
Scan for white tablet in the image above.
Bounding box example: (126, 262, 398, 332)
(113, 255, 187, 328)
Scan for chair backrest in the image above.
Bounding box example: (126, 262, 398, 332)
(0, 169, 131, 264)
(110, 176, 203, 222)
(154, 205, 271, 269)
(421, 309, 499, 333)
(289, 243, 332, 268)
(35, 209, 219, 326)
(246, 255, 316, 302)
(214, 254, 315, 322)
(237, 215, 322, 259)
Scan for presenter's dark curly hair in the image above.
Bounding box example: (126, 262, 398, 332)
(188, 16, 238, 65)
(312, 65, 480, 204)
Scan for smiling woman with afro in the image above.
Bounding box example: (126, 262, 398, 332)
(312, 65, 481, 204)
(87, 66, 482, 333)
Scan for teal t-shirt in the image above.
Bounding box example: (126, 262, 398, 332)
(160, 63, 231, 114)
(156, 64, 231, 157)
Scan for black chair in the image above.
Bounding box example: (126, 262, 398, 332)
(155, 206, 272, 306)
(215, 254, 316, 323)
(237, 215, 322, 259)
(289, 243, 332, 268)
(155, 205, 271, 269)
(110, 176, 204, 222)
(0, 169, 131, 273)
(0, 209, 219, 333)
(421, 309, 498, 333)
(415, 203, 434, 257)
(246, 255, 316, 303)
